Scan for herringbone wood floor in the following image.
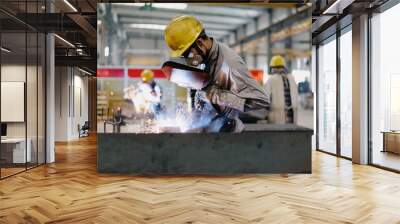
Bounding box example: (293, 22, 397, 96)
(1, 135, 400, 224)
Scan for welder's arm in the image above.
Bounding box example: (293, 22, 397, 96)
(206, 88, 245, 112)
(207, 87, 272, 113)
(228, 69, 270, 112)
(243, 98, 270, 112)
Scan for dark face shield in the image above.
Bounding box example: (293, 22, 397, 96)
(162, 57, 210, 90)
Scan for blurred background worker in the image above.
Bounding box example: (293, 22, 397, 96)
(264, 55, 298, 124)
(298, 76, 313, 110)
(138, 69, 163, 115)
(163, 15, 270, 132)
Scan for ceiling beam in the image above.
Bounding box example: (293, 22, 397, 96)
(112, 6, 250, 25)
(122, 24, 231, 36)
(55, 55, 96, 69)
(230, 7, 311, 48)
(118, 16, 237, 31)
(125, 28, 228, 39)
(111, 3, 262, 18)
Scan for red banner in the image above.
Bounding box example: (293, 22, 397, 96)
(128, 69, 166, 78)
(97, 68, 124, 78)
(97, 68, 262, 81)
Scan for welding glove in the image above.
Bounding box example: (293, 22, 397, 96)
(219, 117, 237, 132)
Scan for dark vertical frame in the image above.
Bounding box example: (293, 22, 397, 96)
(315, 44, 319, 151)
(336, 26, 341, 157)
(73, 68, 75, 118)
(44, 0, 47, 164)
(367, 11, 373, 165)
(36, 0, 39, 168)
(80, 88, 82, 117)
(25, 0, 28, 171)
(69, 68, 71, 118)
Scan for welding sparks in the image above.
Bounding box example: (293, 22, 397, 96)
(122, 84, 218, 134)
(154, 105, 217, 133)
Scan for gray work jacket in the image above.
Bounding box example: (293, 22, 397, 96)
(195, 39, 270, 132)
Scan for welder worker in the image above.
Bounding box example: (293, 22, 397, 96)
(162, 15, 269, 132)
(264, 55, 298, 124)
(138, 69, 162, 115)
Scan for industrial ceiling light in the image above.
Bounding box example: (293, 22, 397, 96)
(152, 3, 187, 10)
(128, 24, 166, 30)
(1, 47, 11, 53)
(115, 3, 187, 10)
(63, 0, 78, 12)
(78, 67, 93, 76)
(54, 34, 75, 48)
(322, 0, 354, 15)
(104, 46, 109, 57)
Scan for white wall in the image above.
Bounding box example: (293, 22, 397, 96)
(1, 63, 46, 164)
(54, 67, 89, 141)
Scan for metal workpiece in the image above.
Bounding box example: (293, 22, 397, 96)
(97, 124, 313, 174)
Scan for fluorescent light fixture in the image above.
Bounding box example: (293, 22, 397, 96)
(63, 0, 78, 12)
(128, 24, 166, 30)
(1, 47, 11, 53)
(104, 46, 109, 57)
(115, 3, 187, 10)
(54, 34, 75, 48)
(152, 3, 187, 10)
(322, 0, 354, 14)
(78, 67, 92, 76)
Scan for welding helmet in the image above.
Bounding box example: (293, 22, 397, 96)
(164, 15, 204, 57)
(141, 69, 154, 83)
(161, 57, 210, 90)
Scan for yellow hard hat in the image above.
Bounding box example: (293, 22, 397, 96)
(141, 69, 154, 82)
(164, 15, 203, 57)
(270, 55, 286, 68)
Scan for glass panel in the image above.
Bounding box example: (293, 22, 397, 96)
(340, 29, 352, 158)
(318, 37, 337, 154)
(371, 4, 400, 171)
(1, 29, 27, 178)
(38, 32, 45, 165)
(27, 31, 38, 169)
(0, 0, 46, 178)
(26, 0, 39, 169)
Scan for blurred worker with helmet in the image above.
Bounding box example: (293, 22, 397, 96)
(162, 15, 270, 132)
(138, 69, 163, 115)
(264, 55, 298, 124)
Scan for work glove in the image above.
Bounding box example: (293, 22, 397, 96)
(220, 118, 236, 132)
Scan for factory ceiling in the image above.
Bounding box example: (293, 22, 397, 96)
(311, 0, 389, 44)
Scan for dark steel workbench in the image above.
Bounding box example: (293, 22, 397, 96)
(97, 124, 313, 174)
